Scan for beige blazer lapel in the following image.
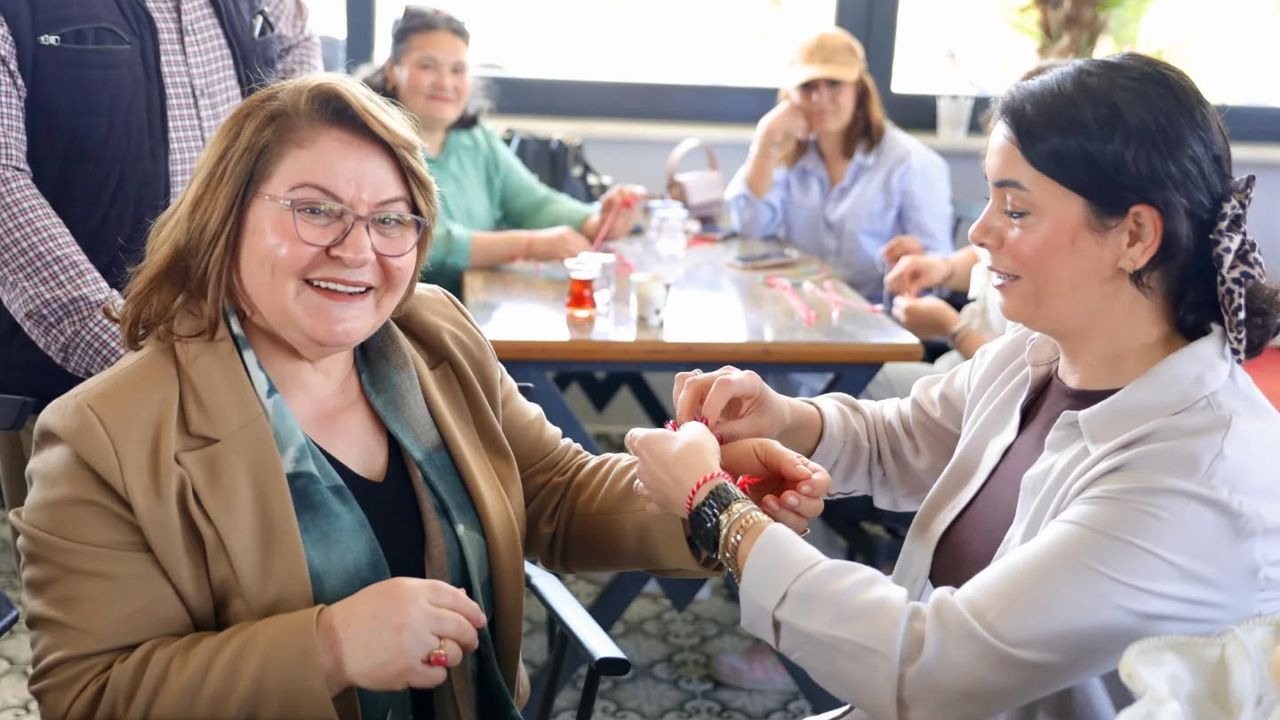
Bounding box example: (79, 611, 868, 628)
(172, 326, 364, 718)
(402, 335, 525, 694)
(171, 327, 316, 615)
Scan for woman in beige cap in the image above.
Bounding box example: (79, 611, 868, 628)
(725, 28, 954, 302)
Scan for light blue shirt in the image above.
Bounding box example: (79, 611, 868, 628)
(726, 124, 953, 299)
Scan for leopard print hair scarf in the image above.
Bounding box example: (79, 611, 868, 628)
(1209, 174, 1266, 364)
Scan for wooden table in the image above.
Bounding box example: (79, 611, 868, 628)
(466, 238, 919, 715)
(464, 237, 922, 448)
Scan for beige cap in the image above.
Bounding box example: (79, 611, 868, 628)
(787, 28, 866, 88)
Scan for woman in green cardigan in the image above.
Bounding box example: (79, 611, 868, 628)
(363, 6, 644, 295)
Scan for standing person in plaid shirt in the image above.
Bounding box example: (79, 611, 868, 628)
(0, 1, 320, 513)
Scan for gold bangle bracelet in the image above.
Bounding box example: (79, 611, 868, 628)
(724, 510, 771, 582)
(716, 500, 758, 560)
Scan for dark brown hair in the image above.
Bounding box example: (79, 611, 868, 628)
(361, 6, 486, 129)
(991, 53, 1280, 357)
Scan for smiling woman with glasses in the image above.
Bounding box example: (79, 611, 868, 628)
(10, 73, 826, 720)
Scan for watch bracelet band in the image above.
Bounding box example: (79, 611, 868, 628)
(688, 481, 750, 559)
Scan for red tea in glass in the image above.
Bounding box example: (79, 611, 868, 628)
(565, 271, 597, 318)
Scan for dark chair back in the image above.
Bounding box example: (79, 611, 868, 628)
(0, 395, 34, 432)
(0, 394, 29, 635)
(502, 129, 611, 203)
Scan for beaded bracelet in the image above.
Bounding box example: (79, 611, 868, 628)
(722, 509, 771, 582)
(685, 469, 732, 516)
(715, 498, 758, 546)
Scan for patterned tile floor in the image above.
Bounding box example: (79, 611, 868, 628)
(523, 573, 816, 720)
(0, 516, 815, 720)
(0, 524, 35, 720)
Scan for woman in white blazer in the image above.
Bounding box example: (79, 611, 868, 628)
(625, 53, 1280, 720)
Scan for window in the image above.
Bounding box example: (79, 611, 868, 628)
(371, 0, 836, 88)
(890, 0, 1280, 107)
(332, 0, 1280, 139)
(303, 0, 350, 70)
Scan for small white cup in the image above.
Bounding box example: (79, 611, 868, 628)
(631, 272, 668, 327)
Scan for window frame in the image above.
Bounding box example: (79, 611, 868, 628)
(342, 0, 1280, 142)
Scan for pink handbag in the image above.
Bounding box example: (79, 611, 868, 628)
(665, 138, 726, 225)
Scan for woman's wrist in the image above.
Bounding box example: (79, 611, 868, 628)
(939, 256, 957, 288)
(777, 397, 823, 456)
(730, 516, 772, 581)
(580, 213, 602, 241)
(688, 481, 751, 559)
(689, 473, 732, 513)
(315, 606, 349, 696)
(749, 137, 783, 163)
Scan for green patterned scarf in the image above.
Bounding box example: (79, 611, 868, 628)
(224, 308, 519, 720)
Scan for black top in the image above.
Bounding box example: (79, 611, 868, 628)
(316, 434, 434, 720)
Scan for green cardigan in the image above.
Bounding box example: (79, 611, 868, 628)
(424, 124, 595, 295)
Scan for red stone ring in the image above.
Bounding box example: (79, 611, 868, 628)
(425, 638, 449, 667)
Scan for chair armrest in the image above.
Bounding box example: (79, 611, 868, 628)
(0, 395, 34, 432)
(523, 561, 630, 677)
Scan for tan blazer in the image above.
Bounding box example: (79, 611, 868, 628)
(13, 286, 706, 720)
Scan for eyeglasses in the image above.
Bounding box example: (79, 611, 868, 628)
(258, 193, 429, 258)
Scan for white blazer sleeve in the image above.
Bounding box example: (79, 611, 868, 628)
(738, 467, 1259, 720)
(807, 353, 972, 512)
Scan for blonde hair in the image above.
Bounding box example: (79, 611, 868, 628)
(781, 73, 888, 166)
(114, 73, 438, 350)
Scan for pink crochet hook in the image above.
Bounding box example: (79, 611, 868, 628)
(765, 276, 817, 326)
(802, 279, 882, 313)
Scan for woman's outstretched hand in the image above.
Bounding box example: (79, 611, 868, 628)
(720, 438, 829, 534)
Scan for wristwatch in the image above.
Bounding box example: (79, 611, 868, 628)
(688, 481, 750, 559)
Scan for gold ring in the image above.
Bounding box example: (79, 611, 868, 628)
(425, 638, 449, 667)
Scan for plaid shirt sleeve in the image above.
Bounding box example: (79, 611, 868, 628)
(0, 17, 125, 378)
(265, 0, 321, 79)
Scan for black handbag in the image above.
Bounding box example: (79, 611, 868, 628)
(501, 128, 611, 203)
